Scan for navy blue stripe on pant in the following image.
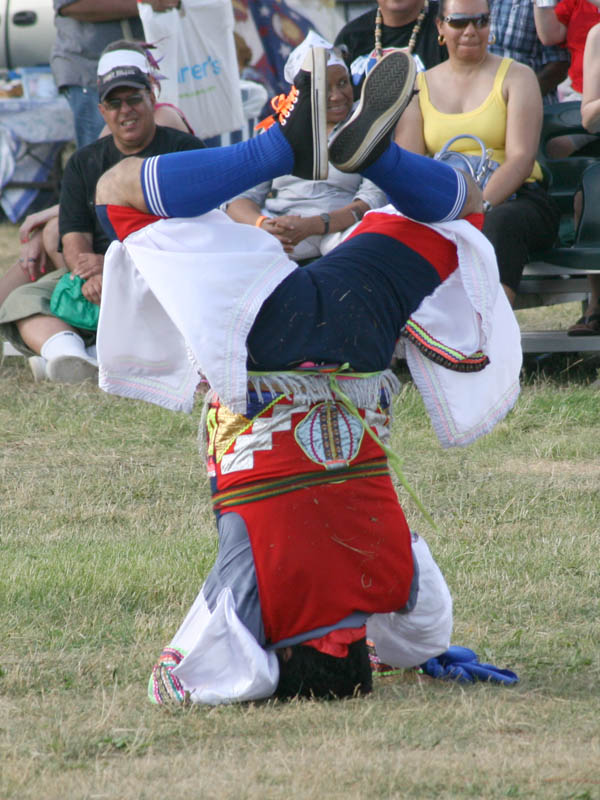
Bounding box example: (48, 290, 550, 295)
(247, 232, 444, 372)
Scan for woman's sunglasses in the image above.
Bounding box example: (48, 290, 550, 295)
(442, 13, 491, 28)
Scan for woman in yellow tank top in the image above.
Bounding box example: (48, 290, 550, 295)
(395, 0, 560, 305)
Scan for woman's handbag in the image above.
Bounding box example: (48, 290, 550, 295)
(50, 273, 99, 331)
(433, 134, 500, 189)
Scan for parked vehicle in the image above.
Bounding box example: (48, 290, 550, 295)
(0, 1, 54, 68)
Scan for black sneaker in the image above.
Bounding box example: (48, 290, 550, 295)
(328, 50, 416, 173)
(255, 47, 327, 180)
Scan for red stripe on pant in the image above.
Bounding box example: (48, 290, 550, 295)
(347, 211, 484, 282)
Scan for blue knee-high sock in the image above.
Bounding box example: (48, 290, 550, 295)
(362, 143, 468, 222)
(141, 126, 294, 217)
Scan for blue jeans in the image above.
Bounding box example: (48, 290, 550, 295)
(62, 86, 104, 149)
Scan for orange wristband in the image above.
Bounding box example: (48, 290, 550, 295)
(255, 215, 268, 228)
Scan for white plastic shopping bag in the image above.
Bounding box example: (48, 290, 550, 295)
(138, 0, 245, 139)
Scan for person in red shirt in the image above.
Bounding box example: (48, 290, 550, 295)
(533, 0, 600, 98)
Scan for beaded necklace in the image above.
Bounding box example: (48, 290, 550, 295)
(374, 0, 430, 60)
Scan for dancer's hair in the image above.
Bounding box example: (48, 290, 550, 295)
(275, 637, 373, 701)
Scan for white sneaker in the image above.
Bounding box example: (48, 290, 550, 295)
(28, 356, 48, 382)
(46, 355, 98, 384)
(3, 341, 24, 357)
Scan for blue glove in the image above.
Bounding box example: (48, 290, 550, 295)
(421, 646, 519, 685)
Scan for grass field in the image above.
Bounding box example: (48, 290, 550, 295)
(1, 221, 599, 799)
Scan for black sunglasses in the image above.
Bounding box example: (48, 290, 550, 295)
(103, 92, 147, 111)
(442, 13, 491, 28)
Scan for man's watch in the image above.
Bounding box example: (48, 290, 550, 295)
(482, 200, 493, 213)
(319, 212, 330, 234)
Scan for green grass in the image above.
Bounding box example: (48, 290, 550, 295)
(1, 221, 600, 798)
(1, 356, 599, 799)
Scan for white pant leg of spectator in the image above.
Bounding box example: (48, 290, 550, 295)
(366, 534, 453, 668)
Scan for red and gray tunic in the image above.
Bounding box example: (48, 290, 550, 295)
(202, 371, 417, 650)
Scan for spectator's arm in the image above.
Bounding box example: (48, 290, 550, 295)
(269, 199, 371, 247)
(59, 151, 105, 254)
(226, 194, 361, 252)
(226, 197, 265, 226)
(81, 274, 103, 305)
(317, 199, 370, 234)
(19, 205, 59, 243)
(62, 232, 104, 278)
(140, 0, 181, 11)
(225, 197, 293, 251)
(581, 23, 600, 132)
(354, 176, 387, 212)
(58, 0, 138, 22)
(532, 5, 567, 46)
(153, 105, 190, 132)
(228, 195, 369, 238)
(460, 174, 484, 217)
(224, 180, 271, 214)
(393, 94, 427, 154)
(536, 60, 569, 97)
(483, 62, 542, 206)
(18, 232, 48, 282)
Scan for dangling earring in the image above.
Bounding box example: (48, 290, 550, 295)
(437, 33, 445, 45)
(375, 7, 383, 60)
(488, 32, 496, 45)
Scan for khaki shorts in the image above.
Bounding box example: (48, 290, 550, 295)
(0, 268, 96, 356)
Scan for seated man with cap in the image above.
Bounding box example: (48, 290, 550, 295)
(0, 41, 204, 384)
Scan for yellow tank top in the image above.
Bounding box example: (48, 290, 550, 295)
(417, 58, 542, 183)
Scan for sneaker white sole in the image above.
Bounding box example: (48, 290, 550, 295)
(28, 356, 48, 382)
(46, 355, 98, 384)
(305, 46, 328, 181)
(329, 50, 417, 173)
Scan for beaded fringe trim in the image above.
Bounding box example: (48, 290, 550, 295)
(199, 368, 400, 455)
(149, 647, 188, 706)
(402, 319, 490, 372)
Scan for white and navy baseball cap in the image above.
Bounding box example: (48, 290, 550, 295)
(97, 49, 152, 101)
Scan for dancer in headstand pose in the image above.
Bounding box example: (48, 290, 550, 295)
(94, 49, 521, 704)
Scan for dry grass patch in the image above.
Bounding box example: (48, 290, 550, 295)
(498, 457, 600, 479)
(515, 302, 582, 332)
(0, 220, 20, 270)
(2, 689, 599, 799)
